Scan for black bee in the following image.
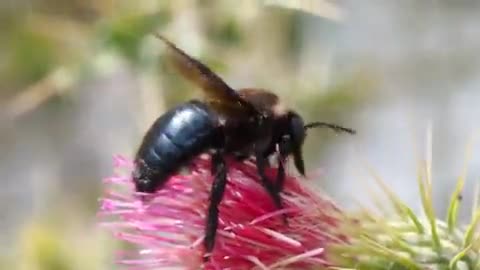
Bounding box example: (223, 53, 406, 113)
(132, 34, 356, 259)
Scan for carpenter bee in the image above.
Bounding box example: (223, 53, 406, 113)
(132, 34, 356, 259)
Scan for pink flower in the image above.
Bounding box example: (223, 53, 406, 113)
(98, 154, 347, 269)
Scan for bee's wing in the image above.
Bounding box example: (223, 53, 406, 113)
(155, 34, 260, 118)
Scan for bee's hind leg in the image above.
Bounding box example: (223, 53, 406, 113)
(203, 149, 227, 261)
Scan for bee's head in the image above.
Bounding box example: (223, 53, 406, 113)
(286, 111, 356, 176)
(285, 112, 307, 175)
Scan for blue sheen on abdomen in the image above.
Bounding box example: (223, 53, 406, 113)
(137, 100, 218, 173)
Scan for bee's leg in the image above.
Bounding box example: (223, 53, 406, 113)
(233, 153, 248, 161)
(255, 151, 288, 225)
(275, 136, 289, 194)
(204, 149, 227, 261)
(276, 156, 286, 192)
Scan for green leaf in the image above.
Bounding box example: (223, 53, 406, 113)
(417, 162, 441, 251)
(448, 244, 472, 270)
(447, 137, 474, 233)
(359, 235, 422, 270)
(463, 209, 480, 248)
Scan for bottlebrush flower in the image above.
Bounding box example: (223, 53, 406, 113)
(98, 154, 348, 270)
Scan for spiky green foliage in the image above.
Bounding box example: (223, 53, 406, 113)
(327, 134, 480, 270)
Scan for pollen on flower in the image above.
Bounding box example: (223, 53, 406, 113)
(98, 154, 347, 270)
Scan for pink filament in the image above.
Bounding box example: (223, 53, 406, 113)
(98, 155, 346, 269)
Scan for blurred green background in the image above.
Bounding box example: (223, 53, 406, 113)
(1, 1, 479, 269)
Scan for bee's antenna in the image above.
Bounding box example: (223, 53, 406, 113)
(304, 122, 356, 135)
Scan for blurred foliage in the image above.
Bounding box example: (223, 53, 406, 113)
(0, 0, 374, 269)
(98, 12, 171, 63)
(14, 219, 117, 270)
(8, 29, 57, 86)
(1, 24, 55, 96)
(19, 224, 73, 270)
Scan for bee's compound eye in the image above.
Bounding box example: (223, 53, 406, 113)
(289, 114, 306, 146)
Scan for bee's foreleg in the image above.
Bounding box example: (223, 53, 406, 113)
(255, 150, 288, 226)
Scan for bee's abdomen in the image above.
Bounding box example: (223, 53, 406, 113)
(133, 100, 220, 192)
